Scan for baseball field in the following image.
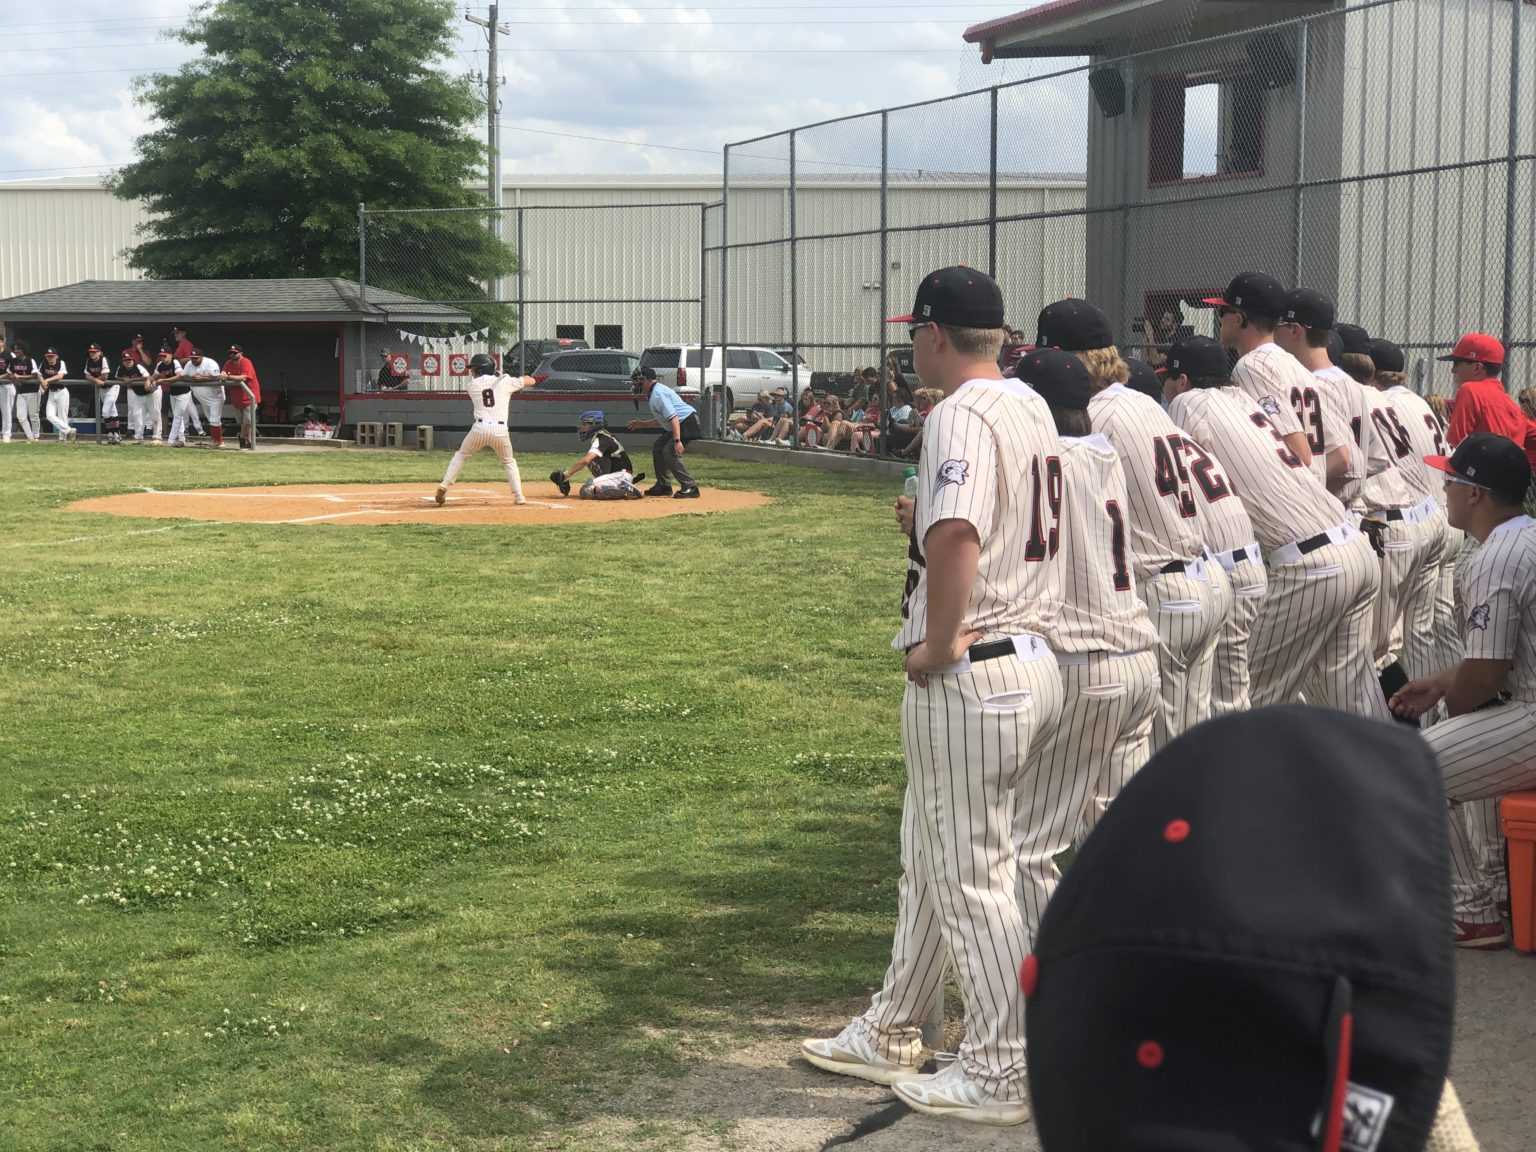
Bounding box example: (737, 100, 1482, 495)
(3, 444, 1533, 1152)
(0, 443, 922, 1150)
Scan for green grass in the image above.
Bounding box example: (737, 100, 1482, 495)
(0, 444, 911, 1150)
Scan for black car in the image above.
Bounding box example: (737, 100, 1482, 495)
(503, 338, 590, 375)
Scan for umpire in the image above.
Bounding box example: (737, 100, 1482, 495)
(627, 366, 702, 499)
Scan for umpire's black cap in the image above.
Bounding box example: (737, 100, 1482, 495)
(1025, 706, 1454, 1152)
(1159, 335, 1228, 380)
(1369, 338, 1406, 374)
(1014, 347, 1092, 409)
(1035, 298, 1114, 352)
(1203, 272, 1286, 319)
(1334, 323, 1372, 357)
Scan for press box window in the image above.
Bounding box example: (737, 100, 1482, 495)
(1149, 70, 1264, 185)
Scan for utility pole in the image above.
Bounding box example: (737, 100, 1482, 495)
(466, 5, 510, 311)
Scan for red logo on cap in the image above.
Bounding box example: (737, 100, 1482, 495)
(1163, 819, 1190, 844)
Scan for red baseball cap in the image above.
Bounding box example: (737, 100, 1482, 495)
(1437, 333, 1504, 364)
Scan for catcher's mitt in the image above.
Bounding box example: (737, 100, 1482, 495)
(1360, 515, 1388, 557)
(549, 469, 571, 497)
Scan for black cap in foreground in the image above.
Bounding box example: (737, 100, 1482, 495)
(1282, 287, 1335, 330)
(1202, 271, 1286, 318)
(1425, 432, 1532, 504)
(1124, 358, 1162, 400)
(1160, 335, 1228, 380)
(1369, 338, 1405, 374)
(1334, 323, 1372, 356)
(1034, 298, 1114, 352)
(1025, 706, 1454, 1152)
(886, 265, 1005, 329)
(1015, 348, 1092, 409)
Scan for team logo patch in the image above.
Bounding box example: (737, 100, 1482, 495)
(1258, 394, 1282, 418)
(1469, 603, 1492, 631)
(935, 459, 970, 492)
(1339, 1082, 1394, 1152)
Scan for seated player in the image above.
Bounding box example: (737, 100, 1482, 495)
(550, 410, 644, 499)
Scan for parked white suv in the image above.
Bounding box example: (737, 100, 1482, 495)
(637, 345, 811, 411)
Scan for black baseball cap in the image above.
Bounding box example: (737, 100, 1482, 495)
(1202, 271, 1286, 318)
(1014, 347, 1092, 409)
(886, 265, 1005, 329)
(1333, 323, 1371, 356)
(1425, 432, 1531, 503)
(1034, 298, 1114, 352)
(228, 343, 242, 354)
(1369, 338, 1405, 374)
(1159, 334, 1227, 380)
(1281, 287, 1335, 329)
(1124, 358, 1162, 400)
(1025, 706, 1454, 1152)
(1326, 329, 1345, 366)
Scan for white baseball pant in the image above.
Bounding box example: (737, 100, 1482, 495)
(1249, 529, 1390, 721)
(1139, 560, 1231, 751)
(167, 393, 196, 444)
(851, 642, 1062, 1103)
(97, 384, 121, 434)
(1369, 511, 1442, 667)
(14, 391, 40, 441)
(127, 388, 161, 440)
(45, 388, 70, 438)
(1399, 514, 1450, 681)
(1428, 702, 1536, 923)
(1009, 650, 1157, 941)
(192, 385, 224, 428)
(1209, 551, 1267, 718)
(440, 422, 524, 499)
(0, 382, 12, 439)
(581, 469, 637, 498)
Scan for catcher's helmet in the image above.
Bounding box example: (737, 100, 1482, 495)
(577, 409, 606, 438)
(469, 352, 499, 376)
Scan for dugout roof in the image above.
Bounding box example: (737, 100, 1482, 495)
(0, 278, 469, 327)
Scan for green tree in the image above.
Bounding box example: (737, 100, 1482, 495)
(110, 0, 515, 330)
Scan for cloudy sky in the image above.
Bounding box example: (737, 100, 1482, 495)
(0, 1, 1057, 183)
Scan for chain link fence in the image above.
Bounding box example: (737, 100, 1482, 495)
(716, 0, 1535, 454)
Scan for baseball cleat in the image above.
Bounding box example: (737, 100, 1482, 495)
(673, 487, 701, 499)
(889, 1060, 1030, 1127)
(434, 486, 447, 506)
(800, 1026, 920, 1086)
(643, 482, 673, 496)
(66, 427, 77, 442)
(514, 495, 527, 506)
(1453, 919, 1508, 950)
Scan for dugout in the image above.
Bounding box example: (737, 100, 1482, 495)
(0, 278, 469, 431)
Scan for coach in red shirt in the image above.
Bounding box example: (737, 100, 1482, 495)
(1442, 332, 1536, 468)
(221, 344, 261, 451)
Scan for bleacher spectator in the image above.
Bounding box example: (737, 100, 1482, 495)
(741, 390, 778, 442)
(891, 387, 941, 460)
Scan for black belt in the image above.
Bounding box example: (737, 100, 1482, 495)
(1383, 508, 1413, 521)
(1296, 531, 1332, 555)
(1159, 559, 1201, 575)
(1225, 546, 1251, 565)
(968, 639, 1016, 662)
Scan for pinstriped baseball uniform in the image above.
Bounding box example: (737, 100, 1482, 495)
(1166, 390, 1269, 717)
(1087, 383, 1232, 750)
(439, 373, 526, 500)
(1296, 363, 1363, 491)
(1423, 515, 1536, 924)
(856, 377, 1063, 1104)
(1358, 390, 1444, 667)
(1024, 433, 1160, 900)
(1232, 341, 1311, 455)
(1167, 384, 1388, 720)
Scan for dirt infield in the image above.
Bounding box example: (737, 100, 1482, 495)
(70, 483, 772, 526)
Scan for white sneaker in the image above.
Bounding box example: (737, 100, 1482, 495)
(890, 1058, 1029, 1127)
(800, 1024, 919, 1086)
(514, 495, 528, 506)
(66, 427, 77, 442)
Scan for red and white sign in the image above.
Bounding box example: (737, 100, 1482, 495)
(389, 354, 409, 377)
(449, 353, 470, 377)
(420, 353, 442, 377)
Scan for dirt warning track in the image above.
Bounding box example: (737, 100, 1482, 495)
(70, 484, 772, 526)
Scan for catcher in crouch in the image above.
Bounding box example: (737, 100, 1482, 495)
(550, 410, 645, 499)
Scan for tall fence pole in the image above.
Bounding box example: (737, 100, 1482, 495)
(988, 87, 999, 278)
(1291, 20, 1309, 286)
(358, 202, 367, 310)
(1117, 59, 1136, 345)
(721, 146, 731, 437)
(515, 207, 526, 374)
(879, 110, 891, 459)
(1502, 0, 1524, 386)
(699, 204, 708, 425)
(788, 129, 799, 440)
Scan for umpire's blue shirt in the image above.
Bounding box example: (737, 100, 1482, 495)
(648, 382, 696, 425)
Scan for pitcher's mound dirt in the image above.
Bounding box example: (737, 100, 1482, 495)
(70, 483, 771, 526)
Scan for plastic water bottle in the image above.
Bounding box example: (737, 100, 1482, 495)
(902, 465, 919, 500)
